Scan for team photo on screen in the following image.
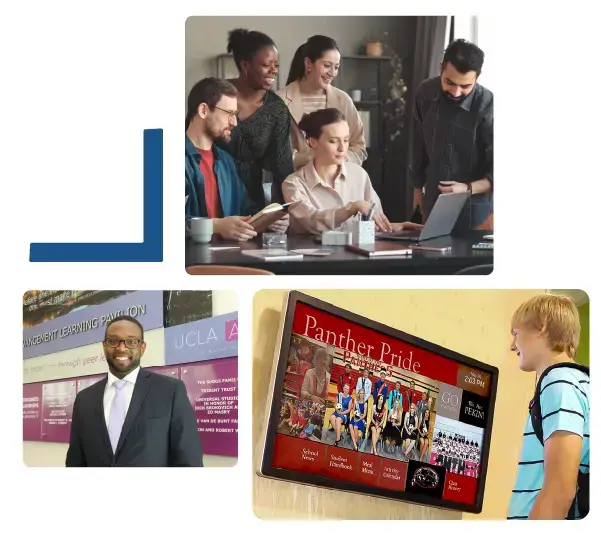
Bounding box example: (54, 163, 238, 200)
(265, 298, 496, 510)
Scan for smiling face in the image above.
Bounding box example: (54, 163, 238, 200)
(440, 61, 477, 101)
(510, 322, 550, 372)
(103, 320, 146, 378)
(305, 49, 340, 91)
(242, 45, 279, 90)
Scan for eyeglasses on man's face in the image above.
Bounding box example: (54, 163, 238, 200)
(214, 106, 238, 122)
(104, 338, 144, 349)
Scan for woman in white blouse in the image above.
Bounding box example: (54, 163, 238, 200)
(277, 35, 367, 170)
(282, 108, 423, 235)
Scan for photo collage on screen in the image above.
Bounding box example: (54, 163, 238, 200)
(272, 302, 493, 506)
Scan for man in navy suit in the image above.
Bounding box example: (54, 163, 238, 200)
(372, 368, 389, 403)
(66, 315, 203, 467)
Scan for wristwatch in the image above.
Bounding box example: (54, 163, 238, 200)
(466, 182, 473, 195)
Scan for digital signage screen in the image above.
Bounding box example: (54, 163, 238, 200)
(259, 292, 498, 514)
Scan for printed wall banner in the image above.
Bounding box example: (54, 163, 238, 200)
(23, 291, 131, 328)
(23, 383, 43, 440)
(41, 380, 77, 443)
(146, 366, 180, 379)
(180, 358, 238, 457)
(77, 375, 106, 393)
(23, 290, 164, 360)
(23, 328, 165, 384)
(164, 312, 238, 365)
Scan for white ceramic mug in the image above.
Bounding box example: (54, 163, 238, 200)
(186, 217, 213, 244)
(350, 89, 362, 102)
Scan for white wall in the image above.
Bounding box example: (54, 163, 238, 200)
(185, 16, 415, 97)
(446, 16, 494, 92)
(212, 291, 238, 316)
(23, 442, 236, 468)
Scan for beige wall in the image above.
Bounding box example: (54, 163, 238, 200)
(23, 442, 236, 468)
(253, 289, 543, 519)
(185, 16, 415, 97)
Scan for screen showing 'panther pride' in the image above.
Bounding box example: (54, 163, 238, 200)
(270, 301, 494, 508)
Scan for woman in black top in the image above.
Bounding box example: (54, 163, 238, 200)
(220, 29, 294, 208)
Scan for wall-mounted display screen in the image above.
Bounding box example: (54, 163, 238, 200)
(259, 292, 498, 514)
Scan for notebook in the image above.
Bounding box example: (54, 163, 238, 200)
(345, 243, 413, 257)
(248, 202, 298, 234)
(241, 249, 304, 262)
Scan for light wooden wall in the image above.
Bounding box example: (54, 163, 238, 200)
(253, 289, 544, 520)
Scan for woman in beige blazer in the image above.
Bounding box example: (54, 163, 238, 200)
(276, 35, 367, 170)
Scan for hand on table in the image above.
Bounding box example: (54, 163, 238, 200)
(268, 214, 289, 233)
(439, 181, 469, 194)
(213, 216, 257, 242)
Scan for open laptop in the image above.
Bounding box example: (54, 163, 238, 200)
(377, 191, 470, 242)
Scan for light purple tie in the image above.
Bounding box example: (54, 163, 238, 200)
(108, 380, 127, 453)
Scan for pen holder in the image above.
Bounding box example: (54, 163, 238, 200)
(351, 220, 375, 244)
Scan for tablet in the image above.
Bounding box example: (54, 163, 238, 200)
(258, 291, 498, 514)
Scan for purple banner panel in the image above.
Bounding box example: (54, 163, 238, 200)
(23, 290, 164, 360)
(23, 383, 43, 441)
(77, 374, 106, 393)
(41, 380, 77, 443)
(180, 358, 238, 457)
(146, 366, 180, 379)
(164, 312, 238, 365)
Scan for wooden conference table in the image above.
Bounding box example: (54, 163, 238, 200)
(185, 231, 493, 275)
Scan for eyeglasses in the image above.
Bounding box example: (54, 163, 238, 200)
(104, 338, 144, 349)
(214, 106, 238, 121)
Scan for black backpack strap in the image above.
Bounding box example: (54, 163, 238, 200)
(529, 363, 589, 446)
(529, 362, 590, 519)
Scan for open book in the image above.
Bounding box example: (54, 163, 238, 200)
(248, 202, 298, 234)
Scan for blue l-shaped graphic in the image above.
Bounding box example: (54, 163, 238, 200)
(29, 129, 163, 262)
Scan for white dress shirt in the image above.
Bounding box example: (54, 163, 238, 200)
(103, 367, 140, 428)
(355, 376, 372, 399)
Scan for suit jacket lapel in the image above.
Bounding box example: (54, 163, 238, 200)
(91, 376, 113, 458)
(115, 369, 151, 456)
